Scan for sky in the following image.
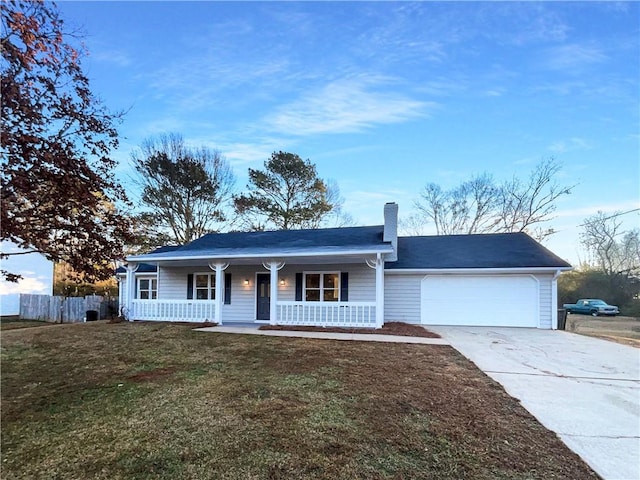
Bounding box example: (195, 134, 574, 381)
(2, 1, 640, 297)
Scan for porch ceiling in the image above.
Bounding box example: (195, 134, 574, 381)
(144, 252, 385, 268)
(127, 245, 393, 268)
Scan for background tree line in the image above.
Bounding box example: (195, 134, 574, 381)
(558, 210, 640, 316)
(130, 136, 349, 248)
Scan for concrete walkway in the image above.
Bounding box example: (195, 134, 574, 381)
(195, 325, 449, 345)
(428, 326, 640, 480)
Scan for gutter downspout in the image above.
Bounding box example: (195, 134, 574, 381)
(551, 270, 562, 330)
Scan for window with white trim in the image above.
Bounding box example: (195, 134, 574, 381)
(195, 273, 216, 300)
(137, 277, 157, 300)
(304, 272, 339, 302)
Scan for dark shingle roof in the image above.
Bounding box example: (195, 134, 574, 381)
(118, 229, 570, 271)
(115, 245, 181, 273)
(129, 226, 389, 260)
(386, 232, 571, 269)
(115, 263, 157, 274)
(183, 225, 385, 251)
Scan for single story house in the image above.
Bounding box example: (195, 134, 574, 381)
(117, 203, 571, 329)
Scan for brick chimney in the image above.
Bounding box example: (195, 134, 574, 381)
(383, 202, 398, 262)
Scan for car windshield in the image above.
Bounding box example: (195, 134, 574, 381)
(590, 300, 607, 305)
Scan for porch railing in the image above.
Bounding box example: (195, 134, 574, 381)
(131, 300, 216, 322)
(276, 301, 376, 328)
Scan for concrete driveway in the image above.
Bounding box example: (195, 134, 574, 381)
(428, 326, 640, 480)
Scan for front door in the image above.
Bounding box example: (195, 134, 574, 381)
(256, 274, 270, 320)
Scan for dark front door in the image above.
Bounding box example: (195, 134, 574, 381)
(256, 274, 270, 320)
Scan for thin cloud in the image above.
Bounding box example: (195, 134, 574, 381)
(555, 201, 640, 220)
(215, 141, 280, 168)
(415, 78, 468, 97)
(543, 43, 607, 71)
(91, 48, 133, 67)
(343, 188, 415, 225)
(498, 4, 570, 45)
(483, 89, 505, 97)
(267, 77, 431, 136)
(0, 275, 49, 295)
(548, 137, 591, 153)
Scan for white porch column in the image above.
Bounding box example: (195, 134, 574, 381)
(126, 262, 138, 321)
(375, 253, 385, 328)
(263, 260, 285, 325)
(209, 261, 229, 325)
(270, 263, 278, 325)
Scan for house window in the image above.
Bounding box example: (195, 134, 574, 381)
(304, 272, 339, 302)
(195, 273, 216, 300)
(138, 278, 157, 300)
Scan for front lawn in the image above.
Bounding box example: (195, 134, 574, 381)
(1, 322, 598, 479)
(0, 318, 52, 331)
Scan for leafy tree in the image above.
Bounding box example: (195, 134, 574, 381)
(53, 261, 118, 298)
(234, 151, 334, 230)
(412, 159, 573, 241)
(126, 212, 175, 255)
(131, 133, 236, 245)
(1, 0, 131, 282)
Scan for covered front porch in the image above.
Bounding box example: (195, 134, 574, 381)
(122, 252, 387, 328)
(129, 299, 378, 327)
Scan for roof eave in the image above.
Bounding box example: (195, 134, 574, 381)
(384, 266, 573, 274)
(126, 246, 393, 263)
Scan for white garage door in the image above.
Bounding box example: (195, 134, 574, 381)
(421, 275, 539, 327)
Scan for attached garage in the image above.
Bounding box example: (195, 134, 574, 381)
(420, 275, 540, 327)
(384, 233, 571, 329)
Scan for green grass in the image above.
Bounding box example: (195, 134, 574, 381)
(1, 322, 599, 479)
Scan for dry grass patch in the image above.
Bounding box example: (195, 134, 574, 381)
(0, 318, 53, 331)
(1, 322, 599, 479)
(566, 315, 640, 347)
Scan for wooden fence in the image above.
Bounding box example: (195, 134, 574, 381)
(19, 294, 118, 323)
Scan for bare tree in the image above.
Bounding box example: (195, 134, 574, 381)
(131, 134, 236, 245)
(415, 173, 499, 235)
(413, 159, 573, 241)
(580, 211, 640, 276)
(496, 159, 573, 240)
(399, 214, 431, 236)
(313, 179, 355, 228)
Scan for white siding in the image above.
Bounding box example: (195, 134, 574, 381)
(384, 274, 422, 324)
(158, 266, 190, 299)
(124, 266, 557, 328)
(156, 263, 376, 323)
(224, 266, 265, 323)
(537, 274, 553, 329)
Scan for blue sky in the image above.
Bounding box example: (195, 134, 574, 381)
(61, 0, 639, 264)
(4, 1, 639, 297)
